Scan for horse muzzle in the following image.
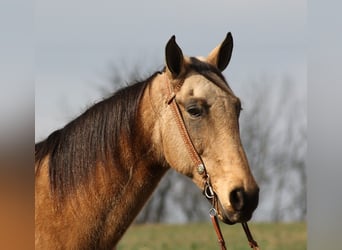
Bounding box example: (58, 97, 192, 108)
(216, 186, 259, 225)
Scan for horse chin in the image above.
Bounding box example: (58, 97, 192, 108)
(216, 199, 252, 225)
(218, 210, 252, 225)
(217, 213, 236, 225)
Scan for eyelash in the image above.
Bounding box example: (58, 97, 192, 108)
(186, 105, 203, 118)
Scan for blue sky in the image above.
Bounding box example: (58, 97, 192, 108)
(35, 0, 306, 141)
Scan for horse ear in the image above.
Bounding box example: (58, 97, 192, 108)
(207, 32, 233, 71)
(165, 35, 184, 78)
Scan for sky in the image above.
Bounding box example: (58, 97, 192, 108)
(35, 0, 306, 141)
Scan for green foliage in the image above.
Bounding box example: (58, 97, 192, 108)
(118, 222, 306, 250)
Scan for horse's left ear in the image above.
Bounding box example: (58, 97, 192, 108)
(207, 32, 233, 71)
(165, 35, 185, 79)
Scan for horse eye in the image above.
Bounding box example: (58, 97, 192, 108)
(187, 106, 203, 118)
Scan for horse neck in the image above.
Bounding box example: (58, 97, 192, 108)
(88, 76, 169, 246)
(36, 75, 171, 249)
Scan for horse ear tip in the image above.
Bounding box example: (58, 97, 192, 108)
(166, 35, 176, 45)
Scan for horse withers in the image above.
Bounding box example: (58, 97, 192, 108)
(35, 33, 259, 249)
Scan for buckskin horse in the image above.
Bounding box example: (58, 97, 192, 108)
(35, 33, 259, 249)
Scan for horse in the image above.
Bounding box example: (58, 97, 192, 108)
(35, 33, 259, 249)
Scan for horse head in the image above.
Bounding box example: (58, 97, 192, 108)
(159, 33, 259, 224)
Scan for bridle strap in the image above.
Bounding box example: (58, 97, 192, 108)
(164, 74, 259, 250)
(165, 76, 208, 178)
(210, 210, 227, 250)
(242, 222, 260, 250)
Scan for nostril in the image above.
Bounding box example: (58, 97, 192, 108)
(229, 188, 245, 211)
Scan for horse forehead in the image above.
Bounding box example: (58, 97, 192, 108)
(181, 74, 230, 98)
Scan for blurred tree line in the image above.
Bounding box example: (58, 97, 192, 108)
(103, 62, 306, 223)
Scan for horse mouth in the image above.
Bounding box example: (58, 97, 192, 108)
(217, 209, 253, 225)
(202, 182, 259, 224)
(215, 197, 255, 225)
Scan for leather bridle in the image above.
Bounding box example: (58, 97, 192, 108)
(164, 74, 260, 250)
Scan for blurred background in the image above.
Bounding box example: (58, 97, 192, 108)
(35, 0, 306, 223)
(5, 0, 342, 249)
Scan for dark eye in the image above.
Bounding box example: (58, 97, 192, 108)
(186, 106, 203, 118)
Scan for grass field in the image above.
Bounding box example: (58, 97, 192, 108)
(117, 222, 306, 250)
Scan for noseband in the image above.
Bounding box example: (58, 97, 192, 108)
(165, 75, 259, 250)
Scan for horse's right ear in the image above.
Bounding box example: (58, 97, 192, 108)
(165, 35, 185, 79)
(207, 32, 233, 72)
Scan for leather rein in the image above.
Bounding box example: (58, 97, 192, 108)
(165, 75, 260, 250)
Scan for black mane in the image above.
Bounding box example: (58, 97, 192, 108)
(35, 71, 161, 199)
